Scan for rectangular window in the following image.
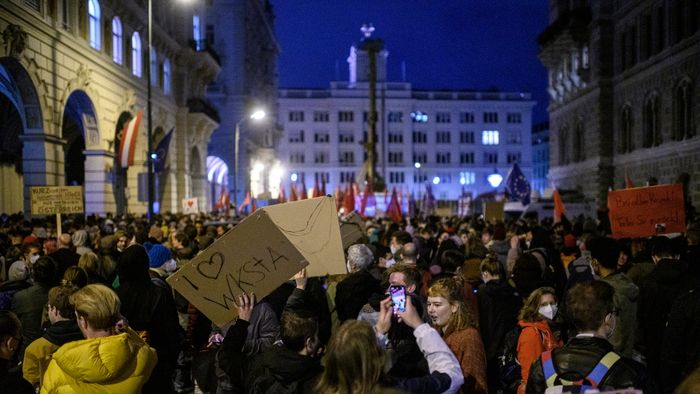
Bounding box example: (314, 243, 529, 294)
(314, 151, 328, 164)
(436, 152, 451, 164)
(484, 152, 498, 164)
(506, 113, 522, 123)
(339, 131, 354, 143)
(413, 152, 427, 164)
(388, 132, 404, 144)
(414, 173, 428, 183)
(314, 132, 330, 143)
(339, 111, 354, 122)
(340, 172, 354, 183)
(288, 130, 305, 143)
(289, 111, 304, 122)
(459, 171, 476, 185)
(506, 131, 521, 144)
(339, 151, 355, 165)
(412, 131, 427, 144)
(314, 172, 330, 183)
(388, 151, 404, 164)
(388, 111, 403, 123)
(460, 131, 475, 144)
(482, 130, 500, 145)
(460, 112, 475, 123)
(389, 172, 405, 183)
(436, 131, 451, 144)
(459, 152, 474, 164)
(483, 112, 499, 123)
(313, 111, 329, 122)
(436, 112, 451, 123)
(507, 152, 522, 164)
(289, 152, 305, 163)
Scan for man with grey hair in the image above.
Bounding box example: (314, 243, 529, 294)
(334, 244, 381, 322)
(400, 242, 419, 268)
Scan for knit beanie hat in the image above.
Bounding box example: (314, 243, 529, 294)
(148, 244, 172, 268)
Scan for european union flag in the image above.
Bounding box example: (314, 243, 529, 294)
(154, 128, 174, 173)
(505, 163, 531, 206)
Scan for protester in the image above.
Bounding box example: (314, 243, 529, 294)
(516, 286, 563, 393)
(49, 234, 80, 282)
(40, 284, 157, 392)
(427, 277, 488, 394)
(0, 310, 34, 393)
(335, 243, 382, 322)
(525, 281, 654, 393)
(12, 256, 57, 346)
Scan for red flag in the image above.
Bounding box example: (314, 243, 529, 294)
(238, 191, 251, 215)
(300, 176, 308, 200)
(312, 174, 321, 198)
(118, 110, 143, 168)
(223, 191, 230, 215)
(386, 187, 402, 223)
(624, 171, 635, 189)
(334, 186, 343, 211)
(343, 182, 355, 213)
(553, 188, 566, 223)
(290, 184, 298, 202)
(278, 183, 287, 203)
(251, 196, 257, 213)
(360, 181, 372, 215)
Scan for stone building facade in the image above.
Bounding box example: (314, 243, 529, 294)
(540, 0, 700, 208)
(0, 0, 220, 216)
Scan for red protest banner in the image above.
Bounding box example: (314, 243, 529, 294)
(607, 184, 685, 239)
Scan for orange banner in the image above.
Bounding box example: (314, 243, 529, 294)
(607, 184, 685, 239)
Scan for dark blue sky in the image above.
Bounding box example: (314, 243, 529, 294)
(272, 1, 550, 123)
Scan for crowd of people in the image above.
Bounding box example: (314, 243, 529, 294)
(0, 209, 699, 393)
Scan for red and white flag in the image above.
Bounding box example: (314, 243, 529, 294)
(118, 111, 143, 168)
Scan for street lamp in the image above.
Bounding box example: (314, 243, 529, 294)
(233, 109, 266, 209)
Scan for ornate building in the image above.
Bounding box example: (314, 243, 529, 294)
(0, 0, 220, 216)
(277, 27, 535, 202)
(205, 0, 279, 205)
(540, 0, 700, 207)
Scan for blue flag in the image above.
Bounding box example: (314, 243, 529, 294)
(505, 163, 531, 206)
(154, 128, 174, 173)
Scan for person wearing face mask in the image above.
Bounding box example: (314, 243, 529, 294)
(515, 286, 563, 394)
(525, 281, 655, 393)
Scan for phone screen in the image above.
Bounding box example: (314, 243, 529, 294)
(389, 285, 406, 314)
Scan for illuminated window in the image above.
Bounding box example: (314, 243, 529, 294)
(193, 15, 202, 50)
(112, 17, 122, 64)
(88, 0, 101, 50)
(459, 171, 476, 185)
(482, 130, 499, 145)
(131, 32, 142, 77)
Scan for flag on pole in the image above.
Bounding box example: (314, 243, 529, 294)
(422, 184, 436, 216)
(334, 185, 342, 211)
(153, 127, 174, 173)
(300, 174, 308, 200)
(553, 188, 567, 223)
(118, 110, 143, 168)
(312, 174, 321, 198)
(408, 192, 416, 217)
(360, 181, 373, 215)
(343, 182, 355, 213)
(386, 187, 402, 223)
(251, 196, 257, 213)
(505, 163, 531, 206)
(290, 184, 298, 202)
(278, 183, 287, 203)
(238, 191, 251, 215)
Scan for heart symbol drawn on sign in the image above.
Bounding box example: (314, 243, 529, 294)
(197, 252, 224, 280)
(187, 200, 194, 208)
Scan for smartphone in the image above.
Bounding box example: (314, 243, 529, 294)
(389, 285, 406, 314)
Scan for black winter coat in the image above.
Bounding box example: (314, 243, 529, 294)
(661, 287, 700, 393)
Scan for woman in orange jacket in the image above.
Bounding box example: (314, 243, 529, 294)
(516, 286, 563, 394)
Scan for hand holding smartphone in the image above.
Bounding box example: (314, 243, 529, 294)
(389, 285, 406, 314)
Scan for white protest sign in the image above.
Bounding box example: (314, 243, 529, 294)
(182, 197, 199, 214)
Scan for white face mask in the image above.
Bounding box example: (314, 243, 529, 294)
(162, 259, 177, 273)
(385, 258, 396, 268)
(29, 255, 40, 264)
(538, 304, 557, 320)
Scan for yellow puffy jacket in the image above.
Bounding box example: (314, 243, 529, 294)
(40, 329, 157, 394)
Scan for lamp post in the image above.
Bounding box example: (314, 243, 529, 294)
(233, 109, 266, 210)
(146, 0, 154, 221)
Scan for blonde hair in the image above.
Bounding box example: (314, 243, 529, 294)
(78, 252, 100, 277)
(518, 286, 556, 322)
(315, 320, 385, 394)
(70, 284, 121, 331)
(427, 277, 475, 336)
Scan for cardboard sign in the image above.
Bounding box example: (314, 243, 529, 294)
(167, 196, 344, 326)
(263, 196, 346, 277)
(339, 212, 366, 251)
(608, 184, 685, 239)
(30, 186, 84, 215)
(182, 197, 199, 214)
(483, 201, 505, 222)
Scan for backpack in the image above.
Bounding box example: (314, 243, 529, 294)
(541, 350, 621, 394)
(498, 326, 523, 391)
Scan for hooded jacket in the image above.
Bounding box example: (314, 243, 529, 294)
(517, 319, 562, 394)
(600, 273, 638, 357)
(22, 319, 84, 386)
(40, 329, 157, 393)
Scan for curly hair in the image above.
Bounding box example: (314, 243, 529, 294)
(427, 277, 475, 336)
(517, 286, 556, 322)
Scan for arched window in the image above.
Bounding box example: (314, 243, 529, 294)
(573, 121, 585, 162)
(619, 105, 633, 153)
(163, 58, 171, 95)
(558, 127, 568, 165)
(132, 32, 142, 77)
(674, 79, 693, 140)
(643, 94, 660, 147)
(88, 0, 101, 50)
(112, 17, 122, 64)
(193, 15, 202, 50)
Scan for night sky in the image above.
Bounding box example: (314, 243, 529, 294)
(272, 1, 551, 123)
